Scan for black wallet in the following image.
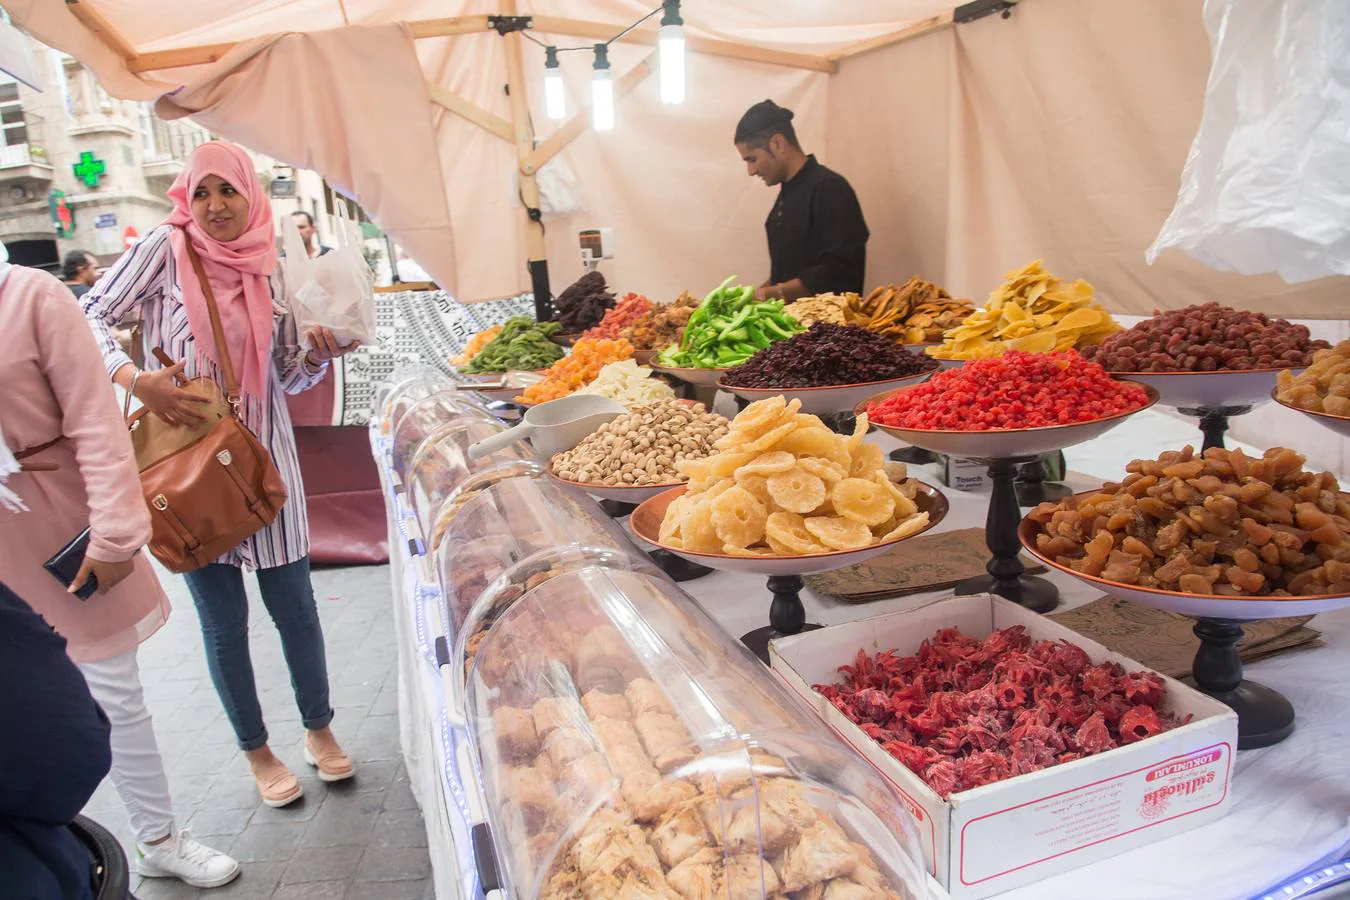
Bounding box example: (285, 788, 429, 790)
(44, 528, 96, 600)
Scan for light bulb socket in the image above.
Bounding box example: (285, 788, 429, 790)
(660, 0, 683, 27)
(592, 43, 611, 70)
(544, 46, 560, 69)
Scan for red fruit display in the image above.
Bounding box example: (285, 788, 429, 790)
(813, 626, 1185, 798)
(866, 351, 1150, 431)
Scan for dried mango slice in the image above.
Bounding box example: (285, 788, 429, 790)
(766, 468, 827, 514)
(803, 516, 873, 551)
(831, 478, 896, 527)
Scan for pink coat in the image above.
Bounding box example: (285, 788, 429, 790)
(0, 266, 168, 663)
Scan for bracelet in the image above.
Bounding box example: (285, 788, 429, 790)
(128, 368, 143, 398)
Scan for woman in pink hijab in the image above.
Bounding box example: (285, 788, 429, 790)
(83, 141, 359, 809)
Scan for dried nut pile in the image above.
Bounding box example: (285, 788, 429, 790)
(1028, 445, 1350, 596)
(551, 400, 729, 486)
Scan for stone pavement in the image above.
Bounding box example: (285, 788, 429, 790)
(79, 562, 435, 900)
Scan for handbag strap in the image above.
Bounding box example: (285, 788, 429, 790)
(179, 230, 241, 410)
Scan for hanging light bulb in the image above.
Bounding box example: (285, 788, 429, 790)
(659, 0, 685, 105)
(592, 43, 614, 132)
(543, 46, 566, 121)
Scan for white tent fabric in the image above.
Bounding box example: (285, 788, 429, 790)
(9, 0, 1350, 316)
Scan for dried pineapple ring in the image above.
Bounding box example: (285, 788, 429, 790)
(736, 420, 801, 455)
(660, 496, 691, 543)
(880, 511, 930, 542)
(804, 515, 874, 551)
(766, 467, 828, 514)
(775, 427, 850, 469)
(736, 450, 797, 476)
(677, 457, 712, 484)
(848, 443, 886, 478)
(734, 473, 774, 506)
(699, 479, 737, 503)
(722, 544, 774, 557)
(709, 450, 760, 479)
(831, 477, 896, 527)
(846, 413, 870, 453)
(765, 511, 826, 554)
(680, 501, 721, 552)
(873, 471, 919, 517)
(797, 457, 847, 483)
(710, 485, 768, 549)
(723, 396, 787, 440)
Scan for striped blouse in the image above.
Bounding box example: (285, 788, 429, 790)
(82, 224, 329, 571)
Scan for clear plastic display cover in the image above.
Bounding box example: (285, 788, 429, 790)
(467, 567, 928, 900)
(426, 459, 545, 555)
(436, 478, 635, 646)
(378, 369, 452, 437)
(391, 392, 495, 481)
(407, 420, 529, 539)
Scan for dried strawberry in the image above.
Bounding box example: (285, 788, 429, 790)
(1119, 706, 1164, 744)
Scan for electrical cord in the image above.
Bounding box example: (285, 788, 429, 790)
(519, 4, 664, 54)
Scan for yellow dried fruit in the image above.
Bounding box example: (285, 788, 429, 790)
(831, 478, 897, 527)
(710, 485, 768, 549)
(766, 468, 828, 514)
(848, 443, 886, 478)
(736, 450, 797, 476)
(804, 516, 874, 551)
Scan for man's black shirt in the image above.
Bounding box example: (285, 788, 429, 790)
(766, 155, 869, 295)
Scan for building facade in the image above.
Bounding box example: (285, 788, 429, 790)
(0, 32, 334, 274)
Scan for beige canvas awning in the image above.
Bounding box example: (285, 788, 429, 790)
(9, 0, 1347, 316)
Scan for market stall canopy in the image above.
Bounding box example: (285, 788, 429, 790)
(9, 0, 1348, 317)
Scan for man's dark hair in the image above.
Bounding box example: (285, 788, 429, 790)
(291, 210, 315, 227)
(734, 100, 799, 150)
(61, 250, 93, 281)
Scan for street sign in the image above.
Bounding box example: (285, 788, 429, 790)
(95, 212, 118, 228)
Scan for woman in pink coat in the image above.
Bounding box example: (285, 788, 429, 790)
(0, 259, 239, 888)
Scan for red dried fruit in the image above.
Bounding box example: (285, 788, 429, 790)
(812, 626, 1181, 798)
(1119, 706, 1164, 744)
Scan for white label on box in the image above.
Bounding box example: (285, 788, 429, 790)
(957, 742, 1233, 887)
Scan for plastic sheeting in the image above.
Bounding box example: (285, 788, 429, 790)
(1147, 0, 1350, 284)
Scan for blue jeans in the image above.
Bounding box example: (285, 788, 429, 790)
(183, 556, 334, 751)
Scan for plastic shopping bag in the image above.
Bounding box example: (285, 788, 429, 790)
(1147, 0, 1350, 283)
(281, 200, 376, 347)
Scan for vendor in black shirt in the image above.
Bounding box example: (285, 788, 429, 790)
(734, 100, 869, 301)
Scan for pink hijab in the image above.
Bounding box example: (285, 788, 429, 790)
(165, 141, 278, 397)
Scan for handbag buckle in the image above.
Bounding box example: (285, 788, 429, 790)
(151, 494, 168, 510)
(217, 449, 233, 466)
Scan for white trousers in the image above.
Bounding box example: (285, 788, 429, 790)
(78, 648, 175, 844)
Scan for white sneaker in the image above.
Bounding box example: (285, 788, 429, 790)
(136, 828, 241, 888)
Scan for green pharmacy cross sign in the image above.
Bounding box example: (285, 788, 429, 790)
(73, 151, 107, 187)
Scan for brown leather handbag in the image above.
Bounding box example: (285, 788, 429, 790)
(126, 235, 288, 572)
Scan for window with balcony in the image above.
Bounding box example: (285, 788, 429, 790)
(0, 83, 25, 146)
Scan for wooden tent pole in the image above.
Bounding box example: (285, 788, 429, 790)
(500, 0, 552, 320)
(426, 84, 515, 143)
(825, 12, 955, 62)
(65, 0, 139, 61)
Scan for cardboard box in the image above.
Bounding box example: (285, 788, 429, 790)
(770, 595, 1237, 899)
